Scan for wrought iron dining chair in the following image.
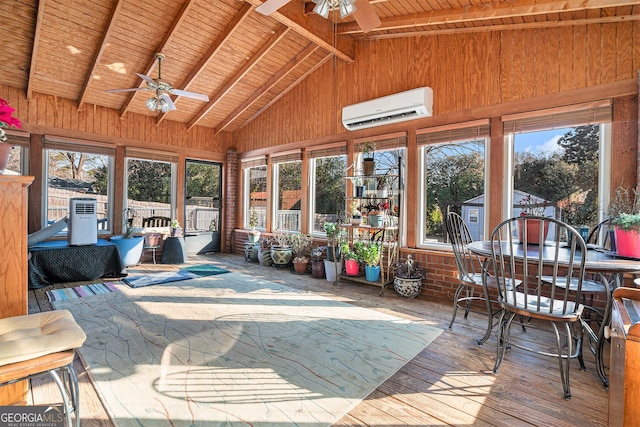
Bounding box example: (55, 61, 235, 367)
(490, 215, 587, 399)
(541, 218, 613, 355)
(446, 211, 503, 346)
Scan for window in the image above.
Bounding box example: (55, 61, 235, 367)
(309, 149, 346, 234)
(185, 160, 222, 232)
(504, 103, 611, 235)
(44, 139, 114, 233)
(2, 133, 29, 176)
(355, 137, 406, 237)
(125, 152, 176, 230)
(243, 158, 267, 230)
(417, 122, 489, 245)
(272, 153, 302, 232)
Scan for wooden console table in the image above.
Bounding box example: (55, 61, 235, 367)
(0, 175, 34, 405)
(608, 287, 640, 427)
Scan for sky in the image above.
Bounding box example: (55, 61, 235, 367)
(515, 128, 572, 154)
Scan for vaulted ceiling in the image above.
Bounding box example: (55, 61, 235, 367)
(3, 0, 639, 134)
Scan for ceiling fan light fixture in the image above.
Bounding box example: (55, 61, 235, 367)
(158, 97, 171, 113)
(339, 0, 356, 18)
(145, 97, 158, 111)
(312, 0, 330, 19)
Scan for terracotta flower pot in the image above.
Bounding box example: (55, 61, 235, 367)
(517, 217, 549, 244)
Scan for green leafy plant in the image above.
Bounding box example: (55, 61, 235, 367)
(360, 241, 381, 267)
(609, 186, 640, 231)
(361, 141, 376, 160)
(289, 233, 313, 258)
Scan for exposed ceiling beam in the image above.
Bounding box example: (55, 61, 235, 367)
(213, 43, 319, 133)
(77, 0, 125, 111)
(118, 0, 198, 118)
(26, 0, 46, 100)
(246, 0, 354, 63)
(157, 3, 254, 125)
(241, 51, 332, 128)
(360, 13, 640, 40)
(337, 0, 640, 34)
(184, 26, 290, 128)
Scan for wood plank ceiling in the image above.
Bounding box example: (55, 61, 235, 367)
(3, 0, 639, 134)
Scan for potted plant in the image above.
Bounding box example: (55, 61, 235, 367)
(323, 221, 345, 282)
(361, 141, 376, 175)
(360, 241, 381, 282)
(170, 219, 183, 237)
(608, 186, 640, 258)
(0, 97, 21, 174)
(353, 175, 365, 198)
(110, 208, 144, 267)
(393, 255, 426, 298)
(310, 246, 326, 279)
(350, 201, 362, 226)
(248, 208, 260, 243)
(258, 236, 274, 266)
(517, 193, 549, 244)
(270, 231, 293, 267)
(343, 243, 361, 276)
(290, 233, 313, 273)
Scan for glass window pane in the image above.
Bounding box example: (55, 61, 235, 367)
(422, 140, 486, 243)
(185, 160, 222, 232)
(46, 148, 112, 232)
(513, 125, 600, 233)
(275, 160, 302, 232)
(247, 165, 267, 229)
(126, 158, 173, 229)
(313, 155, 346, 233)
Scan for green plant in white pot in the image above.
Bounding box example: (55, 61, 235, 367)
(608, 186, 640, 258)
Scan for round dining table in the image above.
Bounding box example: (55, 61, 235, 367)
(467, 240, 640, 388)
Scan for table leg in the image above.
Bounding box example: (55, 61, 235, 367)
(593, 272, 617, 388)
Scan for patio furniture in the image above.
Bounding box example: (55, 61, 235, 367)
(0, 310, 86, 427)
(489, 215, 587, 399)
(445, 212, 503, 346)
(142, 216, 171, 228)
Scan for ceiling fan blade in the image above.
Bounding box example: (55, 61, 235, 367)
(171, 89, 210, 102)
(352, 0, 381, 33)
(159, 93, 177, 111)
(255, 0, 291, 16)
(136, 73, 158, 87)
(106, 88, 146, 93)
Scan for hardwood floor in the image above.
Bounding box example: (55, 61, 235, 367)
(28, 253, 610, 426)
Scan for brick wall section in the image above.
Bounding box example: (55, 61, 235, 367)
(232, 232, 617, 315)
(225, 149, 238, 253)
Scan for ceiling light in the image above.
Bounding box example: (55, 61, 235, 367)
(145, 97, 158, 111)
(312, 0, 355, 19)
(158, 97, 171, 113)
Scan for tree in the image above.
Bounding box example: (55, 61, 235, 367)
(558, 125, 599, 165)
(127, 159, 171, 203)
(315, 156, 346, 215)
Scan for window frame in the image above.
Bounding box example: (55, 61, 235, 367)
(416, 122, 490, 249)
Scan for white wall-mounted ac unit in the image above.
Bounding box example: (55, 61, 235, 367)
(68, 198, 97, 246)
(342, 87, 433, 131)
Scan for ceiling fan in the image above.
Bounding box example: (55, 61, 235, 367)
(106, 53, 210, 113)
(256, 0, 381, 33)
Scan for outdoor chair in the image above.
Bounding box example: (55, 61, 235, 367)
(540, 218, 613, 355)
(142, 216, 171, 228)
(490, 216, 586, 399)
(446, 212, 503, 346)
(0, 310, 87, 427)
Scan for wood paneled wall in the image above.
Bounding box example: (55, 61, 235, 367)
(236, 23, 640, 150)
(0, 85, 232, 156)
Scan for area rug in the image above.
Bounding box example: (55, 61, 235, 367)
(52, 272, 441, 427)
(122, 269, 199, 288)
(46, 282, 121, 302)
(180, 263, 230, 277)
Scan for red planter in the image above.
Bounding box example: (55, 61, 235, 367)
(614, 227, 640, 258)
(345, 259, 360, 276)
(517, 218, 549, 245)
